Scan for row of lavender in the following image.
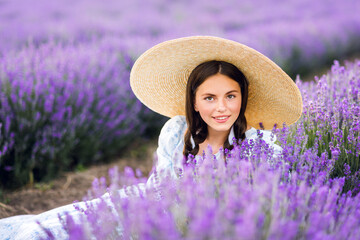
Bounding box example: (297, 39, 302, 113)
(42, 60, 360, 239)
(1, 0, 359, 76)
(0, 41, 163, 188)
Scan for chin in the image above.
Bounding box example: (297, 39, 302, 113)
(211, 124, 233, 132)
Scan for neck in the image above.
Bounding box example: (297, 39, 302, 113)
(206, 127, 230, 148)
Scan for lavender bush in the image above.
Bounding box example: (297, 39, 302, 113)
(41, 60, 360, 239)
(288, 60, 360, 194)
(0, 40, 152, 188)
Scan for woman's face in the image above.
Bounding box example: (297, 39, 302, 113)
(194, 73, 242, 135)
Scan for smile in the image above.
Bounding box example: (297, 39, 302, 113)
(213, 115, 230, 123)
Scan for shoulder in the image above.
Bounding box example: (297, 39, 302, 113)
(159, 115, 187, 139)
(244, 127, 258, 139)
(245, 127, 275, 142)
(245, 127, 282, 156)
(157, 115, 187, 156)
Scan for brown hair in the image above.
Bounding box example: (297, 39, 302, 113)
(183, 60, 249, 158)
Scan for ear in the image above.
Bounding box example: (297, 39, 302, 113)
(194, 102, 198, 112)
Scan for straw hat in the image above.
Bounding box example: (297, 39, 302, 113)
(130, 36, 302, 130)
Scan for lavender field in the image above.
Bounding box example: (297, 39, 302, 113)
(0, 0, 360, 237)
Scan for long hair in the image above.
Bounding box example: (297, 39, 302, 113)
(183, 60, 249, 158)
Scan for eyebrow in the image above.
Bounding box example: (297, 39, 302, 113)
(201, 90, 239, 96)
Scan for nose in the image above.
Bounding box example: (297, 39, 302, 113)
(216, 99, 226, 112)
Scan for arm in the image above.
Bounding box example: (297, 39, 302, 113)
(146, 115, 187, 189)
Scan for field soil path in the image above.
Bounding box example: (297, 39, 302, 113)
(0, 139, 157, 219)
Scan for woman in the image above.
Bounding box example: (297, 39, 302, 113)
(0, 36, 302, 239)
(132, 36, 302, 187)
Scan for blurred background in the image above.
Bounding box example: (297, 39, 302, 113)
(1, 0, 360, 76)
(0, 0, 359, 216)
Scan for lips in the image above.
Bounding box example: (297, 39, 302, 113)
(213, 115, 230, 123)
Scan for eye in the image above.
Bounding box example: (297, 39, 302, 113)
(227, 94, 236, 99)
(204, 96, 214, 101)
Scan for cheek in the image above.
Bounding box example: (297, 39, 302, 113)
(229, 100, 242, 113)
(197, 102, 214, 117)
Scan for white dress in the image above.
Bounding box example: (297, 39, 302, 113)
(0, 115, 282, 239)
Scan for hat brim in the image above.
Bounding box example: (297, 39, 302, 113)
(130, 36, 303, 130)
